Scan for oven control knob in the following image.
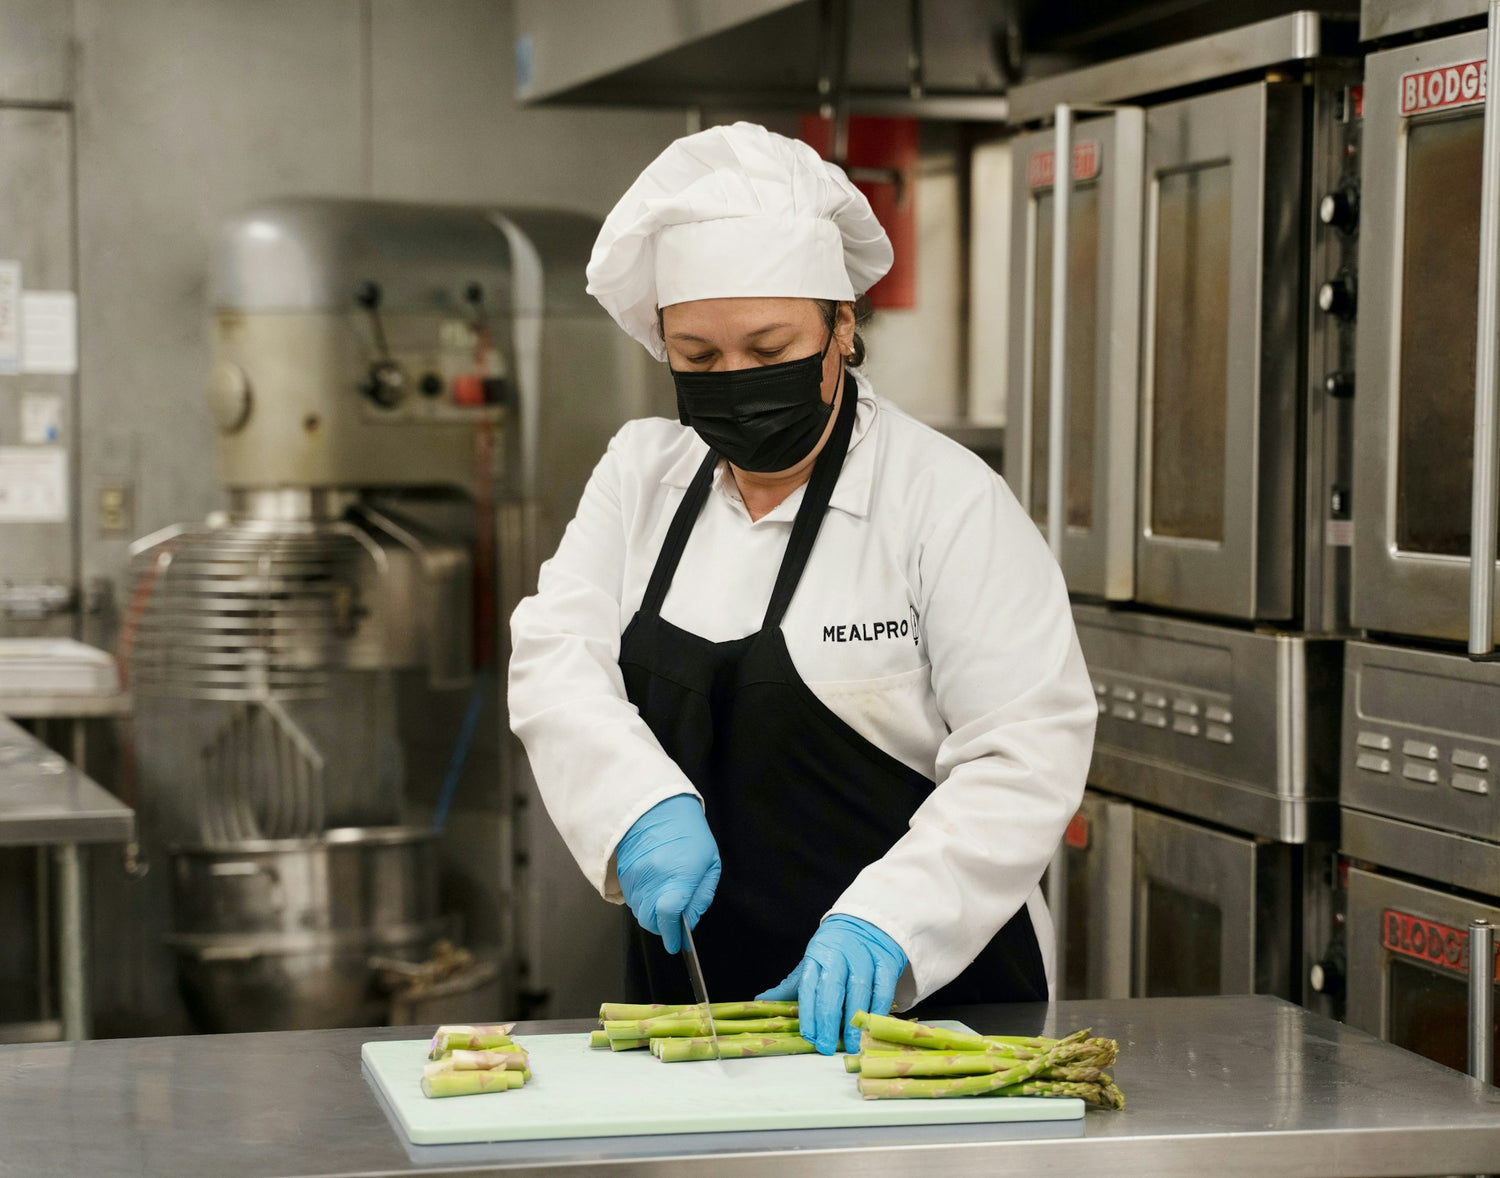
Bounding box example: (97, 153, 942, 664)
(1318, 276, 1357, 320)
(1324, 370, 1355, 398)
(1319, 187, 1359, 233)
(1309, 958, 1344, 998)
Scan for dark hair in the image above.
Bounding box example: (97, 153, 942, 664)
(655, 297, 871, 367)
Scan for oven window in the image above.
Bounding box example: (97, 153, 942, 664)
(1387, 957, 1500, 1073)
(1030, 181, 1101, 531)
(1143, 880, 1222, 997)
(1149, 163, 1232, 543)
(1397, 112, 1486, 557)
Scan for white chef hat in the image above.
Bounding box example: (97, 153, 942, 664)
(586, 121, 894, 360)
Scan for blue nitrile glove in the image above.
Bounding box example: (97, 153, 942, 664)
(615, 794, 721, 955)
(756, 914, 907, 1055)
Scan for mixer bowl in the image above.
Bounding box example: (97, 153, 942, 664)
(168, 825, 443, 1031)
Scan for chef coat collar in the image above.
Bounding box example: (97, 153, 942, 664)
(660, 371, 877, 520)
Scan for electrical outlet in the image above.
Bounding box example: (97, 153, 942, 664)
(97, 485, 133, 536)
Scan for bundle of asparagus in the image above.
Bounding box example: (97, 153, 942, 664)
(590, 1000, 816, 1062)
(844, 1012, 1125, 1110)
(421, 1023, 532, 1098)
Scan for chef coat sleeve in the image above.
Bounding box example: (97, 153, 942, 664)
(508, 421, 701, 902)
(827, 471, 1097, 1005)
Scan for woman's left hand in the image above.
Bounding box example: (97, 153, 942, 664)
(756, 914, 905, 1054)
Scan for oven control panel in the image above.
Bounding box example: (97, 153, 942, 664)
(1342, 641, 1500, 842)
(1092, 676, 1235, 746)
(1074, 603, 1344, 843)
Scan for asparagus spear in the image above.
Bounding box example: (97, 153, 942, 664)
(604, 1015, 800, 1039)
(858, 1052, 1031, 1080)
(610, 1037, 649, 1052)
(651, 1032, 818, 1063)
(421, 1069, 525, 1098)
(598, 1001, 798, 1023)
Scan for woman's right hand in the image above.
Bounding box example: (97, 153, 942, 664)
(615, 794, 721, 953)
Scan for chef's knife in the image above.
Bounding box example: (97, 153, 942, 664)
(681, 920, 722, 1060)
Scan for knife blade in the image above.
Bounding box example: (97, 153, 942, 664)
(681, 920, 722, 1061)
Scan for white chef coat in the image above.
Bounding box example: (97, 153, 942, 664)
(507, 372, 1097, 1005)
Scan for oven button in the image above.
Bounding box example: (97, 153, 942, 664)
(1172, 716, 1200, 737)
(1110, 703, 1138, 722)
(1356, 752, 1391, 774)
(1093, 680, 1109, 697)
(1318, 275, 1357, 319)
(1401, 740, 1439, 761)
(1205, 705, 1233, 725)
(1098, 698, 1107, 715)
(1172, 698, 1200, 717)
(1453, 773, 1490, 795)
(1142, 691, 1168, 710)
(1453, 749, 1490, 772)
(1140, 708, 1168, 729)
(1111, 685, 1138, 703)
(1318, 187, 1359, 233)
(1205, 723, 1234, 745)
(1402, 762, 1440, 784)
(1356, 731, 1392, 752)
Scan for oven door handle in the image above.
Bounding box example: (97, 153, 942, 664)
(1469, 1, 1500, 657)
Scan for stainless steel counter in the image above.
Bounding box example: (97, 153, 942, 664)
(0, 714, 134, 1041)
(0, 714, 133, 846)
(1, 995, 1497, 1176)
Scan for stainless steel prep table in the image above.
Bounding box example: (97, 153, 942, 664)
(0, 714, 134, 1041)
(1, 995, 1498, 1176)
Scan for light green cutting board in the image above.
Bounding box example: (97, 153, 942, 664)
(362, 1030, 1084, 1145)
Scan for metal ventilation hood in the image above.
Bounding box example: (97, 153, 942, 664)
(513, 0, 1014, 117)
(513, 0, 1361, 117)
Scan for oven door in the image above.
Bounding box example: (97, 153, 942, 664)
(1005, 116, 1143, 601)
(1136, 82, 1305, 621)
(1056, 790, 1134, 999)
(1133, 807, 1295, 998)
(1352, 30, 1499, 642)
(1347, 865, 1500, 1073)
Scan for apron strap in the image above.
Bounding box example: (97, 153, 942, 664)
(638, 447, 718, 619)
(762, 370, 859, 630)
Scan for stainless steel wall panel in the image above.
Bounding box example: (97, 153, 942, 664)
(371, 0, 685, 217)
(0, 0, 72, 105)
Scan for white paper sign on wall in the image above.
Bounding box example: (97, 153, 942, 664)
(21, 291, 77, 375)
(0, 446, 68, 521)
(20, 393, 62, 445)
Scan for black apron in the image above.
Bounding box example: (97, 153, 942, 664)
(618, 378, 1047, 1007)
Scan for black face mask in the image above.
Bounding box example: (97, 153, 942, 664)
(671, 335, 838, 473)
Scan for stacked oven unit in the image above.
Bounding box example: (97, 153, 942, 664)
(1004, 12, 1361, 1012)
(1340, 0, 1500, 1073)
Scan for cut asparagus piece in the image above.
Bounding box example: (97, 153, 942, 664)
(651, 1033, 817, 1063)
(610, 1037, 649, 1052)
(589, 1030, 611, 1050)
(421, 1069, 525, 1098)
(427, 1023, 516, 1058)
(844, 1055, 863, 1073)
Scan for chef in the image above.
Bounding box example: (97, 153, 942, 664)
(508, 122, 1095, 1055)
